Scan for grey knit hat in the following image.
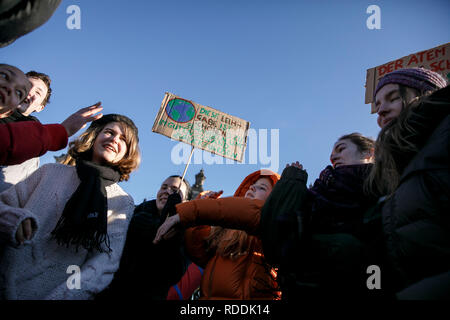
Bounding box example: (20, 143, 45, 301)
(374, 68, 448, 99)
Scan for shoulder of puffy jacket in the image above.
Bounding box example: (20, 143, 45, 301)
(427, 85, 450, 103)
(401, 115, 449, 181)
(134, 199, 157, 214)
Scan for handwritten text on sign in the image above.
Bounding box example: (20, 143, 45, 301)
(152, 93, 250, 162)
(365, 42, 450, 112)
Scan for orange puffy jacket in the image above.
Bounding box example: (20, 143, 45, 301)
(176, 170, 280, 300)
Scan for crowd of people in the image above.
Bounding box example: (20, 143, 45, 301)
(0, 62, 449, 300)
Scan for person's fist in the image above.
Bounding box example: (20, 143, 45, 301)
(286, 161, 303, 170)
(15, 218, 34, 245)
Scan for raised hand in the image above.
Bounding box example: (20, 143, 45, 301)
(61, 102, 103, 137)
(197, 190, 223, 200)
(153, 214, 181, 244)
(286, 161, 303, 170)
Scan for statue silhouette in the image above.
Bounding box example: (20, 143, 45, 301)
(189, 169, 206, 200)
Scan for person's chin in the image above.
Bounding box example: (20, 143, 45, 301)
(100, 152, 117, 164)
(381, 117, 394, 127)
(93, 155, 114, 166)
(157, 200, 166, 209)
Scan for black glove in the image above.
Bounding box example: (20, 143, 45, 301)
(281, 165, 308, 182)
(160, 192, 182, 221)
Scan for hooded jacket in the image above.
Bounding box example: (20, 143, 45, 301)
(175, 169, 280, 300)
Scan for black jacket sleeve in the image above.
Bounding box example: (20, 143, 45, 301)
(260, 165, 308, 266)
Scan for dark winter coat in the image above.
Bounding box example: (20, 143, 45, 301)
(308, 163, 377, 236)
(380, 86, 450, 298)
(96, 200, 188, 300)
(261, 163, 379, 299)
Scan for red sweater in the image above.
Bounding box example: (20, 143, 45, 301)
(0, 121, 68, 165)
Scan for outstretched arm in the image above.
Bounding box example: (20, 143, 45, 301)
(154, 197, 264, 244)
(0, 102, 103, 166)
(0, 121, 68, 165)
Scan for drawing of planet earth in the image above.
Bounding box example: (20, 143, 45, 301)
(165, 98, 196, 123)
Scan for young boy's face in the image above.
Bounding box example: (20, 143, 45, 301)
(0, 65, 32, 118)
(17, 76, 49, 116)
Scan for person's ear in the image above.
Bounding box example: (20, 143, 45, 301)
(36, 104, 45, 112)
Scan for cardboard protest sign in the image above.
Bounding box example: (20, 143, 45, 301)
(365, 42, 450, 113)
(152, 92, 250, 162)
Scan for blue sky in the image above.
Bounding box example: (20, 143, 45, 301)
(2, 0, 449, 203)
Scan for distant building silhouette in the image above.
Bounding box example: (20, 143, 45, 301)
(189, 169, 205, 200)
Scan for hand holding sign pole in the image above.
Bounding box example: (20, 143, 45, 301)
(179, 145, 194, 190)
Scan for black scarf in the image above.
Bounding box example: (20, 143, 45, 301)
(309, 164, 374, 210)
(52, 159, 121, 252)
(308, 164, 377, 234)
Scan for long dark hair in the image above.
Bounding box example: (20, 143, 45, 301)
(337, 132, 374, 155)
(398, 85, 420, 112)
(366, 89, 447, 197)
